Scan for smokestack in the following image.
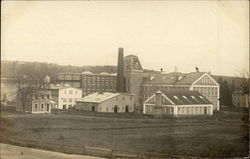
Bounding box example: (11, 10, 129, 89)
(116, 48, 125, 92)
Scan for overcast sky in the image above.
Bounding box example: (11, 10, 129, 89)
(1, 0, 249, 76)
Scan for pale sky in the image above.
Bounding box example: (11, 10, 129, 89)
(1, 0, 249, 76)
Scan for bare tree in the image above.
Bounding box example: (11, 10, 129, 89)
(239, 70, 249, 95)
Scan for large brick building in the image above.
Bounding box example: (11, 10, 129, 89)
(57, 72, 116, 96)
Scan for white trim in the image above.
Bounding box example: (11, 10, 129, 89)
(192, 73, 219, 86)
(161, 93, 175, 105)
(144, 94, 156, 103)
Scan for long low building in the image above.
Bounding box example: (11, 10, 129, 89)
(75, 92, 134, 113)
(143, 90, 213, 116)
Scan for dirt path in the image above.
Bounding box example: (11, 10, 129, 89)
(0, 143, 106, 159)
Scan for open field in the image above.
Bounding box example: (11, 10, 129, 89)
(0, 106, 249, 158)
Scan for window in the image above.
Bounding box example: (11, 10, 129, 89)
(63, 98, 67, 103)
(123, 97, 125, 100)
(69, 90, 73, 94)
(41, 104, 44, 109)
(35, 104, 38, 109)
(69, 98, 73, 102)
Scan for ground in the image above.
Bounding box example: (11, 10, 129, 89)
(0, 106, 249, 158)
(0, 143, 104, 159)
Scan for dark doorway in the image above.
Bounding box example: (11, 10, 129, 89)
(204, 107, 207, 115)
(63, 105, 66, 109)
(125, 105, 129, 113)
(91, 106, 95, 112)
(114, 105, 118, 113)
(47, 104, 50, 111)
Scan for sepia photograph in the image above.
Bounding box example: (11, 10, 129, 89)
(1, 0, 249, 158)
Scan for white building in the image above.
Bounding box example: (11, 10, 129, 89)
(142, 72, 220, 111)
(49, 84, 82, 109)
(75, 92, 134, 113)
(143, 90, 213, 116)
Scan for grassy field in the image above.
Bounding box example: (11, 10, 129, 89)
(0, 106, 249, 158)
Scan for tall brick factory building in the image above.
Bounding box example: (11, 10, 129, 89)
(57, 47, 220, 112)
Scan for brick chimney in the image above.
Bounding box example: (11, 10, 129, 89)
(116, 48, 125, 92)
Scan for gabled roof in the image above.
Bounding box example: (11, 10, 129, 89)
(145, 90, 212, 105)
(76, 92, 120, 103)
(143, 72, 206, 85)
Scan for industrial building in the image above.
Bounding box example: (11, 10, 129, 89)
(232, 90, 249, 107)
(75, 92, 134, 113)
(141, 72, 220, 111)
(143, 90, 213, 116)
(57, 72, 116, 96)
(49, 84, 82, 109)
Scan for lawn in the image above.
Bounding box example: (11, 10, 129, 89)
(0, 106, 249, 158)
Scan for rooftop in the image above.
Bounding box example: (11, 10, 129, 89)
(143, 72, 207, 85)
(146, 90, 212, 105)
(76, 92, 133, 103)
(76, 92, 119, 103)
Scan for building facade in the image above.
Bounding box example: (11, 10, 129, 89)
(142, 72, 220, 111)
(232, 90, 249, 107)
(82, 71, 116, 96)
(123, 55, 152, 111)
(75, 92, 134, 113)
(143, 90, 213, 116)
(49, 84, 82, 109)
(57, 73, 82, 88)
(16, 88, 52, 113)
(57, 72, 116, 96)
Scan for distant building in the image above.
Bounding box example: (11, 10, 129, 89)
(57, 72, 116, 96)
(16, 88, 52, 113)
(232, 90, 249, 108)
(57, 72, 82, 88)
(49, 84, 82, 109)
(75, 92, 134, 113)
(142, 72, 220, 111)
(81, 71, 116, 96)
(143, 90, 213, 116)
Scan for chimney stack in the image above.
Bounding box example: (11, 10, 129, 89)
(116, 48, 125, 92)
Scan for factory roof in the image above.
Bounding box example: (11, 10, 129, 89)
(49, 84, 81, 90)
(145, 90, 212, 105)
(143, 72, 208, 85)
(76, 92, 133, 104)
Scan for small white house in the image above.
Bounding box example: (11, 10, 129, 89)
(49, 84, 82, 109)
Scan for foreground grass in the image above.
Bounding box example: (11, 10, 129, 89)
(0, 106, 249, 158)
